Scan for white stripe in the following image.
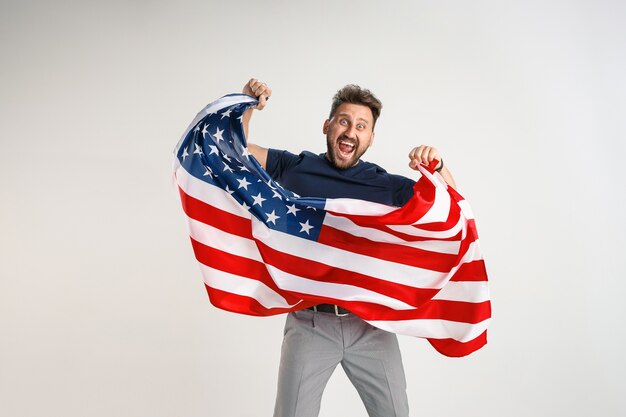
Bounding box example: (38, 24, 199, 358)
(176, 164, 250, 218)
(443, 240, 485, 279)
(185, 206, 484, 307)
(184, 200, 483, 292)
(414, 180, 451, 224)
(417, 164, 449, 188)
(189, 214, 487, 304)
(199, 263, 300, 309)
(387, 215, 464, 239)
(457, 200, 475, 220)
(187, 217, 262, 262)
(323, 213, 461, 254)
(250, 217, 450, 289)
(368, 318, 491, 342)
(266, 266, 415, 310)
(324, 198, 397, 215)
(432, 281, 490, 303)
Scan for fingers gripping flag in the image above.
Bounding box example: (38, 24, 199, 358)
(173, 94, 491, 357)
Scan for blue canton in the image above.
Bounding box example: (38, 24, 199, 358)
(177, 95, 326, 240)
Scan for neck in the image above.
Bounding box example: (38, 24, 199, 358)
(324, 152, 360, 168)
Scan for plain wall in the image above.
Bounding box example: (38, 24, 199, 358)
(1, 1, 624, 416)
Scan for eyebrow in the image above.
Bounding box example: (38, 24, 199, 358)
(337, 113, 370, 125)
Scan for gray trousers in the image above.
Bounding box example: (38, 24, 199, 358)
(273, 309, 409, 417)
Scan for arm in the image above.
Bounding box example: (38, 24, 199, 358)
(241, 78, 272, 169)
(408, 145, 457, 190)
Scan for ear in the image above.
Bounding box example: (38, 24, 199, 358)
(370, 131, 375, 147)
(323, 119, 330, 134)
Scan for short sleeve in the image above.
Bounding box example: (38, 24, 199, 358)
(266, 149, 302, 180)
(389, 174, 416, 206)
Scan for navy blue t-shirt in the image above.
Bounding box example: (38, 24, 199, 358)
(266, 150, 415, 207)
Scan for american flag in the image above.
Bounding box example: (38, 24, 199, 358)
(173, 94, 491, 357)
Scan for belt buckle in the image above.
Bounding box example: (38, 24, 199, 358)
(334, 305, 349, 317)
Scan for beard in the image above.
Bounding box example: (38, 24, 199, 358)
(325, 135, 367, 170)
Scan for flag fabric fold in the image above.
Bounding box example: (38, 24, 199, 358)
(173, 94, 491, 357)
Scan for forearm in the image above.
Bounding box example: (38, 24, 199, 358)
(241, 107, 269, 168)
(438, 165, 457, 190)
(247, 143, 268, 169)
(240, 79, 272, 169)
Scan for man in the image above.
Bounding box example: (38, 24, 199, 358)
(240, 78, 457, 417)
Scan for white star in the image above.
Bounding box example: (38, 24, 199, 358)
(265, 210, 280, 225)
(182, 146, 189, 161)
(225, 186, 234, 195)
(241, 202, 250, 211)
(223, 153, 232, 162)
(201, 123, 209, 138)
(299, 220, 314, 235)
(203, 167, 213, 177)
(252, 193, 266, 207)
(194, 124, 200, 133)
(266, 181, 276, 190)
(223, 162, 233, 173)
(194, 143, 203, 155)
(272, 189, 282, 200)
(242, 146, 252, 158)
(237, 177, 251, 190)
(213, 127, 224, 142)
(307, 206, 317, 211)
(208, 145, 219, 156)
(239, 165, 250, 172)
(286, 204, 300, 216)
(293, 192, 301, 198)
(220, 108, 232, 119)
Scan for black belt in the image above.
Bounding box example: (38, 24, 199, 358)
(307, 304, 351, 316)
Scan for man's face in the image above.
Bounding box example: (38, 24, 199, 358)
(323, 103, 375, 170)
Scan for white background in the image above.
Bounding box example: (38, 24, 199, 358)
(1, 1, 625, 416)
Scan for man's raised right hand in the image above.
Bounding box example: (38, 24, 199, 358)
(243, 78, 272, 110)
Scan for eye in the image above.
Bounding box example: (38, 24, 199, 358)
(339, 119, 348, 125)
(357, 123, 365, 129)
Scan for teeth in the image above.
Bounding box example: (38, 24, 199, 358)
(339, 140, 355, 148)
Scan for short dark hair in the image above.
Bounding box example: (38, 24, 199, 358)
(329, 85, 382, 127)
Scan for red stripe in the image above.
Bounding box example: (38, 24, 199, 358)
(317, 225, 459, 272)
(205, 286, 299, 316)
(196, 232, 488, 318)
(272, 292, 491, 323)
(428, 330, 488, 357)
(206, 285, 488, 357)
(256, 240, 441, 307)
(451, 260, 488, 282)
(340, 299, 491, 323)
(179, 187, 252, 239)
(327, 177, 462, 241)
(328, 206, 463, 244)
(191, 238, 301, 306)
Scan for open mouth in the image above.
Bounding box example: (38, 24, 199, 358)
(337, 138, 356, 158)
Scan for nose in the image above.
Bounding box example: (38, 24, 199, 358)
(344, 125, 357, 139)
